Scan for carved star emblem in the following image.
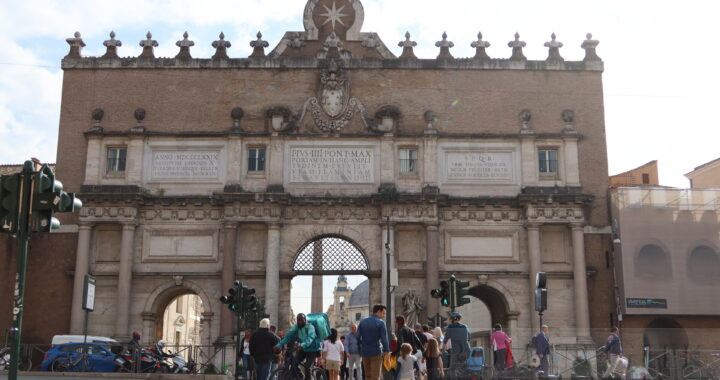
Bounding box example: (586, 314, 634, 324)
(320, 1, 348, 30)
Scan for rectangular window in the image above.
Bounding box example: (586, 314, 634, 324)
(248, 147, 266, 172)
(538, 149, 558, 174)
(107, 147, 127, 173)
(355, 312, 361, 321)
(642, 173, 650, 184)
(176, 297, 183, 313)
(399, 148, 417, 173)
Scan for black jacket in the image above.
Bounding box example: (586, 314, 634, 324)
(394, 326, 423, 354)
(249, 328, 280, 363)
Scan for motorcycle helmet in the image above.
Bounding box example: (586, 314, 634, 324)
(450, 311, 462, 320)
(157, 340, 166, 349)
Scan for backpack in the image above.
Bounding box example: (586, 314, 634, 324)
(530, 333, 538, 349)
(306, 313, 331, 341)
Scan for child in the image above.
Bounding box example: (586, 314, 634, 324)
(397, 343, 418, 380)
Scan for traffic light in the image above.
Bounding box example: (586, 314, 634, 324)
(454, 278, 471, 307)
(535, 272, 547, 312)
(427, 313, 449, 330)
(430, 280, 451, 308)
(243, 286, 257, 312)
(0, 174, 21, 235)
(220, 280, 242, 313)
(30, 165, 62, 232)
(29, 165, 82, 232)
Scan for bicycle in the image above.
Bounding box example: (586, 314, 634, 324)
(51, 352, 92, 372)
(0, 346, 32, 371)
(272, 346, 326, 380)
(681, 352, 720, 380)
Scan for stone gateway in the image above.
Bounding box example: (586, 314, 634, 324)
(35, 0, 613, 369)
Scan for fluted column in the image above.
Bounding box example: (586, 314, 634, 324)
(114, 222, 137, 340)
(265, 223, 281, 326)
(571, 223, 591, 340)
(526, 223, 542, 332)
(220, 222, 238, 339)
(425, 223, 440, 317)
(70, 223, 93, 334)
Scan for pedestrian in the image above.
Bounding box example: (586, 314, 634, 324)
(414, 323, 428, 380)
(357, 304, 390, 380)
(269, 326, 279, 375)
(275, 313, 323, 380)
(443, 312, 470, 369)
(323, 328, 345, 380)
(535, 324, 551, 375)
(431, 327, 444, 344)
(250, 318, 280, 380)
(599, 327, 623, 378)
(242, 329, 254, 379)
(345, 323, 364, 380)
(422, 325, 433, 342)
(129, 331, 141, 373)
(490, 324, 512, 371)
(340, 336, 349, 380)
(394, 316, 423, 355)
(424, 338, 445, 380)
(396, 343, 418, 380)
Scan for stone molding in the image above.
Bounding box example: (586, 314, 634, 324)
(62, 56, 603, 72)
(525, 205, 585, 223)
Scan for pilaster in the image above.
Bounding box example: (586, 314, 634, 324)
(70, 222, 93, 334)
(571, 223, 591, 341)
(526, 222, 542, 332)
(265, 223, 281, 325)
(114, 221, 137, 341)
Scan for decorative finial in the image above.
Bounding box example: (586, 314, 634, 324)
(64, 31, 86, 59)
(471, 31, 491, 60)
(519, 109, 533, 134)
(398, 31, 418, 59)
(175, 31, 195, 60)
(435, 31, 454, 60)
(132, 108, 147, 133)
(101, 31, 122, 59)
(508, 32, 527, 61)
(249, 31, 269, 58)
(562, 110, 577, 133)
(581, 33, 601, 62)
(139, 31, 158, 59)
(230, 107, 244, 132)
(90, 108, 104, 132)
(544, 32, 564, 63)
(288, 32, 306, 48)
(212, 32, 232, 60)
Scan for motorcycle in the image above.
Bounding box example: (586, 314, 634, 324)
(0, 347, 9, 370)
(114, 348, 163, 373)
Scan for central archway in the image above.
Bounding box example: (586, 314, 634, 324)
(292, 234, 370, 275)
(289, 235, 372, 332)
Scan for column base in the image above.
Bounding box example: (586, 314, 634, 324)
(215, 335, 237, 345)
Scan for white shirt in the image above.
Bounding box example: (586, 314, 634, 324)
(243, 340, 250, 355)
(323, 340, 344, 361)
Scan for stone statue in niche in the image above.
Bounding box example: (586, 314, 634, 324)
(401, 291, 424, 327)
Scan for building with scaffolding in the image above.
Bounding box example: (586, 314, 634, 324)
(610, 186, 720, 375)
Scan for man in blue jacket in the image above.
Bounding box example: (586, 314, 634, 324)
(275, 313, 321, 378)
(534, 325, 551, 375)
(599, 327, 623, 378)
(357, 305, 389, 380)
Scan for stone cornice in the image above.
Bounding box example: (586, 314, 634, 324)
(61, 56, 603, 72)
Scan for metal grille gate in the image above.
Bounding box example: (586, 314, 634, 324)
(292, 235, 369, 275)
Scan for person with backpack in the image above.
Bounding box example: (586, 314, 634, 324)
(534, 325, 551, 375)
(443, 312, 470, 368)
(394, 316, 423, 355)
(275, 313, 322, 379)
(250, 318, 280, 380)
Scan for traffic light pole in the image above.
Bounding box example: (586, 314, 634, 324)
(235, 283, 244, 380)
(8, 161, 34, 380)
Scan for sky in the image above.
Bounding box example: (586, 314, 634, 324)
(1, 0, 718, 187)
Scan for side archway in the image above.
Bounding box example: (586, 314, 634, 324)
(142, 280, 214, 344)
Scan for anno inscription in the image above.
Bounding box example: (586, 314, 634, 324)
(151, 151, 219, 180)
(289, 147, 374, 183)
(445, 151, 514, 182)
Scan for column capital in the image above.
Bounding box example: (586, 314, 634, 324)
(525, 222, 542, 230)
(267, 222, 282, 230)
(78, 221, 94, 230)
(222, 221, 239, 229)
(141, 312, 156, 322)
(424, 222, 439, 230)
(120, 221, 138, 230)
(570, 223, 586, 231)
(506, 311, 520, 320)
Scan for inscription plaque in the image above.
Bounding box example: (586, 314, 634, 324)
(151, 151, 219, 181)
(444, 151, 514, 183)
(289, 147, 374, 183)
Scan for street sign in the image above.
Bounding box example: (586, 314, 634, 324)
(83, 275, 96, 311)
(626, 298, 667, 309)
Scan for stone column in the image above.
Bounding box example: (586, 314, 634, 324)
(220, 222, 238, 339)
(425, 223, 440, 317)
(141, 312, 156, 345)
(70, 223, 93, 334)
(114, 222, 136, 340)
(526, 223, 542, 332)
(311, 240, 324, 313)
(571, 224, 591, 341)
(507, 311, 520, 348)
(265, 223, 281, 325)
